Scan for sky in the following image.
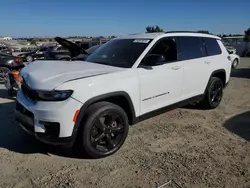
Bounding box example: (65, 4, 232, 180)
(0, 0, 249, 37)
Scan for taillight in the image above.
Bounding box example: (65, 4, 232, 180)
(14, 57, 21, 63)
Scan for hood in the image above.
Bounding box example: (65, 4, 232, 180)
(55, 37, 88, 57)
(20, 60, 124, 90)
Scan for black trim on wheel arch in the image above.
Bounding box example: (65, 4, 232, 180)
(205, 69, 226, 92)
(71, 91, 136, 143)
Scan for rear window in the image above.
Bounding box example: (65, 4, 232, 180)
(178, 37, 203, 60)
(203, 38, 222, 56)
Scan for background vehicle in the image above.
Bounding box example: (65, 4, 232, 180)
(45, 37, 101, 61)
(229, 52, 240, 69)
(44, 45, 71, 61)
(18, 45, 56, 62)
(0, 52, 23, 81)
(222, 36, 250, 57)
(0, 46, 12, 55)
(76, 40, 108, 50)
(225, 45, 237, 54)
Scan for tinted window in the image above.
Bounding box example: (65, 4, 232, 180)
(39, 47, 47, 52)
(142, 38, 177, 65)
(178, 37, 203, 60)
(86, 39, 152, 68)
(203, 38, 222, 56)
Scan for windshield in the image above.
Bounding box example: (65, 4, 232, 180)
(85, 39, 152, 68)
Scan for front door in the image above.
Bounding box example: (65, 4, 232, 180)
(137, 37, 183, 115)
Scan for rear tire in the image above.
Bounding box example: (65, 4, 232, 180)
(200, 77, 223, 109)
(75, 102, 129, 158)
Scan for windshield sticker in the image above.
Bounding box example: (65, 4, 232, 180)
(133, 39, 150, 43)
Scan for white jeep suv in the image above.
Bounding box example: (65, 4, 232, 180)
(15, 32, 232, 158)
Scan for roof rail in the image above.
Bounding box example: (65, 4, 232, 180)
(165, 31, 219, 37)
(165, 31, 203, 34)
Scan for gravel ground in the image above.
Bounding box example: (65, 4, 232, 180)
(0, 58, 250, 188)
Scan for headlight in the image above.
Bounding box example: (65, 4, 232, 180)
(37, 90, 73, 101)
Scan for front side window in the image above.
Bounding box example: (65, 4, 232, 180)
(178, 37, 203, 61)
(85, 39, 152, 68)
(39, 47, 47, 52)
(203, 37, 222, 56)
(140, 38, 178, 66)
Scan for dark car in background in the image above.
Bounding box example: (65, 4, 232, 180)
(44, 44, 71, 61)
(0, 52, 24, 81)
(18, 45, 56, 62)
(44, 37, 101, 61)
(76, 40, 108, 50)
(0, 46, 13, 55)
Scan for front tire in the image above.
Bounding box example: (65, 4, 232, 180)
(79, 102, 129, 158)
(200, 77, 223, 109)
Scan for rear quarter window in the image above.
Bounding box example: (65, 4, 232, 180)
(203, 38, 222, 56)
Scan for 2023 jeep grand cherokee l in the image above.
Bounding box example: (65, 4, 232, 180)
(15, 32, 231, 158)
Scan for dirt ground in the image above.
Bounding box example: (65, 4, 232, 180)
(0, 59, 250, 188)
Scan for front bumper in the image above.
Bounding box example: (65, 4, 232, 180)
(15, 90, 83, 146)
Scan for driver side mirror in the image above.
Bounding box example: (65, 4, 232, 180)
(143, 54, 165, 66)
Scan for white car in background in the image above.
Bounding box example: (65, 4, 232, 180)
(228, 50, 240, 69)
(224, 44, 240, 69)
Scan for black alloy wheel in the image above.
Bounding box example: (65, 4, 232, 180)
(200, 77, 223, 109)
(91, 112, 125, 152)
(208, 78, 223, 107)
(80, 102, 129, 158)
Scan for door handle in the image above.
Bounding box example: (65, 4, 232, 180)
(171, 66, 181, 70)
(205, 61, 211, 64)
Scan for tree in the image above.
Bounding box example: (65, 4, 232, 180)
(146, 25, 164, 33)
(244, 27, 250, 57)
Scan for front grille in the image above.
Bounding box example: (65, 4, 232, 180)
(21, 80, 38, 101)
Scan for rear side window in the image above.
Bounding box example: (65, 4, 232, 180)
(178, 37, 203, 60)
(203, 38, 222, 56)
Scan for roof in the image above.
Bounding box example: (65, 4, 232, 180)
(118, 31, 220, 40)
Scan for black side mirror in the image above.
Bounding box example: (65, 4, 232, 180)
(228, 50, 233, 54)
(143, 54, 165, 66)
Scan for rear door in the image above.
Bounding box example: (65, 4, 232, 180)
(177, 36, 210, 99)
(203, 37, 231, 83)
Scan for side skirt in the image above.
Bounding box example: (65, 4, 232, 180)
(135, 94, 205, 124)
